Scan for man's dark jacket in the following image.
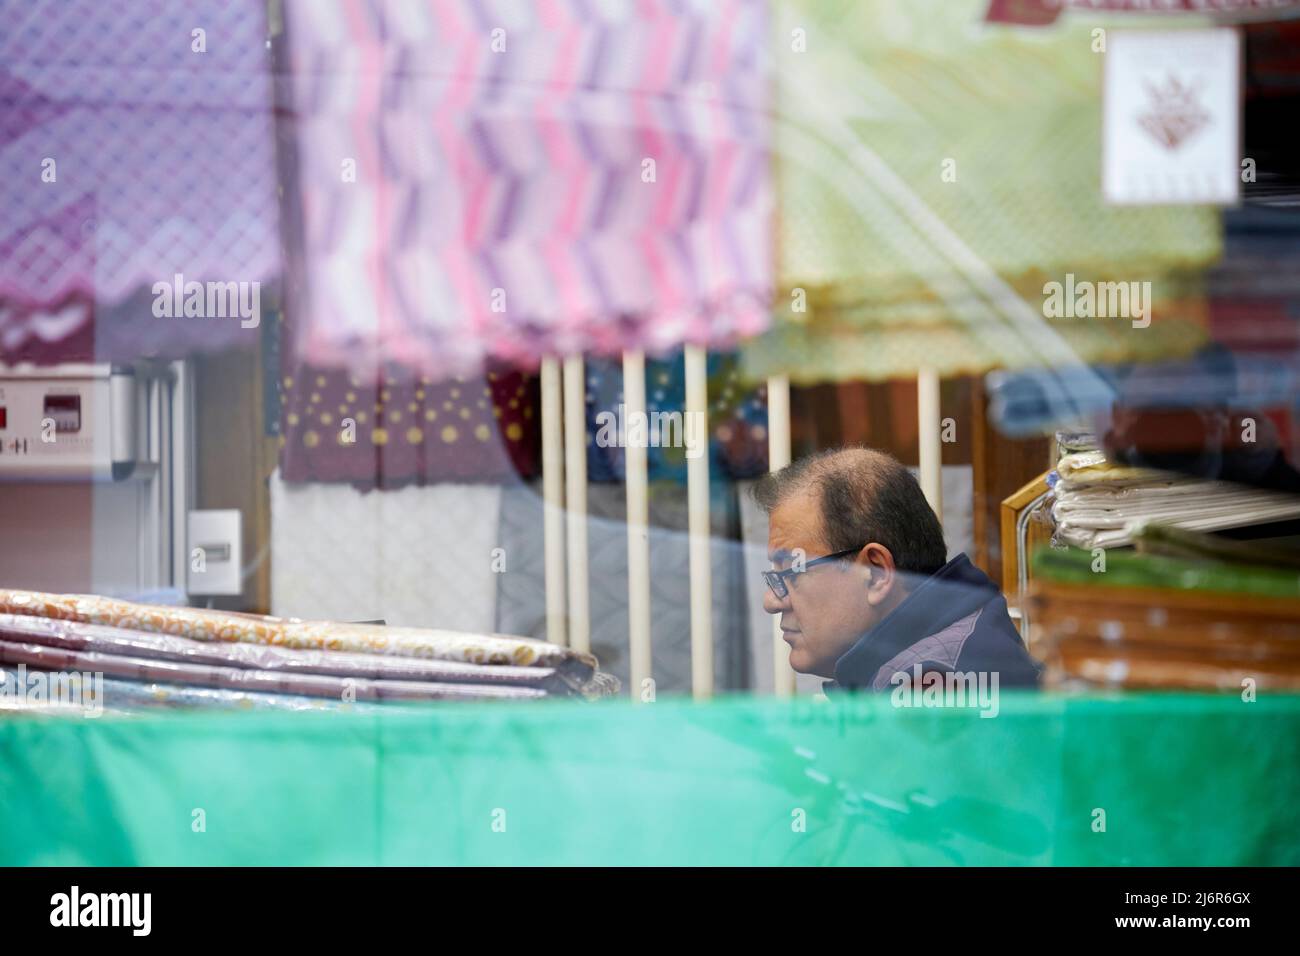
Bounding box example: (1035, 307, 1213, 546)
(828, 554, 1041, 692)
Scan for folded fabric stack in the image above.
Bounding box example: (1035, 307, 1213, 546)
(0, 589, 617, 717)
(1030, 539, 1300, 692)
(1050, 450, 1300, 550)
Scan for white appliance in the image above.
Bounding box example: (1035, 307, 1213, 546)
(0, 361, 193, 598)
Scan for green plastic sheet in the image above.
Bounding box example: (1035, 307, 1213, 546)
(2, 692, 1297, 865)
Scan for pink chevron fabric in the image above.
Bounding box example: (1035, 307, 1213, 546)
(0, 0, 280, 361)
(280, 0, 772, 377)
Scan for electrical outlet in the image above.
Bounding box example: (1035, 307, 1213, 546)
(187, 509, 242, 596)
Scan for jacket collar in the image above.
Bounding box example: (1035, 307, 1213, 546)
(831, 554, 996, 688)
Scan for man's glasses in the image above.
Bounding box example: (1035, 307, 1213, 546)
(763, 547, 866, 600)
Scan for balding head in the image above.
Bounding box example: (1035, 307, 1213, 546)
(752, 447, 947, 576)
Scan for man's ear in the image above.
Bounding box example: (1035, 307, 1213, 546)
(858, 543, 897, 606)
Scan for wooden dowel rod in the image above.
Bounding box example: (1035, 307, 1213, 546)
(562, 354, 591, 654)
(767, 374, 795, 697)
(917, 368, 943, 523)
(623, 350, 652, 699)
(684, 344, 713, 699)
(540, 356, 567, 647)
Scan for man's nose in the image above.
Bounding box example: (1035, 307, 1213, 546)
(762, 585, 789, 616)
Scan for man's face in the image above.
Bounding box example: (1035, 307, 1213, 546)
(763, 492, 881, 678)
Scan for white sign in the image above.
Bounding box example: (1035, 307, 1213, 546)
(1102, 29, 1241, 206)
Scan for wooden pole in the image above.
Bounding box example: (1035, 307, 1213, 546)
(917, 368, 943, 522)
(540, 356, 567, 646)
(684, 344, 713, 699)
(562, 355, 590, 654)
(623, 350, 652, 699)
(767, 374, 796, 697)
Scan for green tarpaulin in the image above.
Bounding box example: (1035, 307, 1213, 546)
(1, 692, 1297, 865)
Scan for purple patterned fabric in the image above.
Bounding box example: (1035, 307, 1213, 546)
(0, 0, 280, 361)
(0, 612, 567, 689)
(0, 640, 549, 702)
(279, 0, 772, 378)
(279, 362, 542, 486)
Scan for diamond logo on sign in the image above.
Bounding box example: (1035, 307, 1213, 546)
(1138, 76, 1210, 150)
(1103, 29, 1241, 206)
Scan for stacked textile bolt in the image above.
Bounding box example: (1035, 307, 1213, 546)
(0, 590, 618, 716)
(1030, 525, 1300, 691)
(1050, 450, 1300, 550)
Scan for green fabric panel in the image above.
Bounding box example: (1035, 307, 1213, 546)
(742, 0, 1221, 384)
(1, 693, 1297, 865)
(1033, 546, 1300, 600)
(771, 0, 1219, 298)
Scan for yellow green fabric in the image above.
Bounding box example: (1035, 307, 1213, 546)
(744, 0, 1221, 384)
(1035, 546, 1300, 601)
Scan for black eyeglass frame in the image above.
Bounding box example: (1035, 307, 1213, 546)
(762, 545, 868, 600)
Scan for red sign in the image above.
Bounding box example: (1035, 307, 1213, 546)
(987, 0, 1300, 25)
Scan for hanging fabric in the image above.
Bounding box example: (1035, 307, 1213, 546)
(583, 349, 768, 484)
(741, 0, 1222, 386)
(278, 363, 540, 486)
(277, 0, 773, 379)
(0, 0, 281, 362)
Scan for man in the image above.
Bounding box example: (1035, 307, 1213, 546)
(754, 447, 1040, 691)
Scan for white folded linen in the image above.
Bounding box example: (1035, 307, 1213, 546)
(1053, 480, 1300, 549)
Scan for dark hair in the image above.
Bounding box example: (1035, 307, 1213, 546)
(751, 447, 948, 575)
